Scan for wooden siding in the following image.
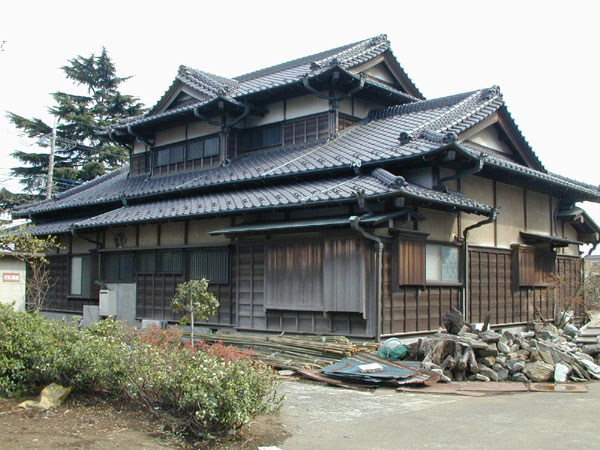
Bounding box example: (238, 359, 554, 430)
(323, 238, 368, 313)
(469, 247, 552, 324)
(236, 242, 266, 329)
(40, 255, 97, 313)
(383, 245, 583, 335)
(264, 240, 323, 310)
(237, 241, 368, 336)
(394, 236, 426, 286)
(383, 242, 462, 334)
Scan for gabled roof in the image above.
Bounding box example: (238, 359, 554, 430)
(111, 34, 422, 132)
(15, 86, 600, 218)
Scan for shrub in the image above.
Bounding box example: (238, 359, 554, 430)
(195, 340, 255, 362)
(0, 304, 281, 436)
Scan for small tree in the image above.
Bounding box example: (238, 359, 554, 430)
(0, 227, 59, 311)
(171, 279, 219, 344)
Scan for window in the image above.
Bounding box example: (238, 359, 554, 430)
(186, 135, 220, 160)
(426, 244, 460, 283)
(243, 124, 282, 152)
(592, 261, 598, 268)
(101, 253, 134, 282)
(188, 247, 229, 284)
(70, 255, 91, 297)
(153, 136, 220, 169)
(136, 252, 156, 274)
(283, 113, 329, 147)
(156, 250, 183, 274)
(511, 244, 555, 287)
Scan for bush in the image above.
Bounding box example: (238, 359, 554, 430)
(0, 304, 281, 436)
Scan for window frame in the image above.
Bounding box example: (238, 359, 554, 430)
(152, 134, 221, 170)
(69, 254, 92, 298)
(425, 242, 462, 285)
(100, 252, 135, 283)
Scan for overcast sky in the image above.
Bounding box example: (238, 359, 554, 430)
(1, 0, 599, 250)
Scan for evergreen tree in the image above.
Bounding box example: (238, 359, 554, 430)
(6, 48, 145, 194)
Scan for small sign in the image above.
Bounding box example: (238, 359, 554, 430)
(3, 273, 21, 282)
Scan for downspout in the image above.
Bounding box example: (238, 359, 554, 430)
(194, 102, 252, 161)
(461, 208, 497, 321)
(350, 215, 383, 342)
(585, 243, 598, 258)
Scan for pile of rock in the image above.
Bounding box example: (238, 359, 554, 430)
(409, 322, 600, 383)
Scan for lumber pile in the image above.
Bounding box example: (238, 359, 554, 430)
(193, 332, 377, 370)
(409, 320, 600, 383)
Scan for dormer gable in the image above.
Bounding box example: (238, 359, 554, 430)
(458, 107, 545, 172)
(349, 48, 424, 100)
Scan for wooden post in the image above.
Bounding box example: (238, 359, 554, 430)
(189, 290, 194, 345)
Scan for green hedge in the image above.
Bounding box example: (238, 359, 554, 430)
(0, 304, 281, 436)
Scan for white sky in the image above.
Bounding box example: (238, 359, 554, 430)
(1, 0, 599, 251)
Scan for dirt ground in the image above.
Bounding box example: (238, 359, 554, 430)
(2, 380, 599, 449)
(0, 393, 288, 449)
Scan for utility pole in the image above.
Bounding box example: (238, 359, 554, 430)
(45, 120, 56, 200)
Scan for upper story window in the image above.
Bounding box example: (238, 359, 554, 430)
(150, 134, 221, 176)
(243, 124, 282, 152)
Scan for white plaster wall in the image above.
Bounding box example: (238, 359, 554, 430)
(339, 97, 352, 115)
(138, 224, 158, 247)
(562, 224, 580, 256)
(105, 226, 136, 250)
(469, 127, 512, 154)
(188, 218, 231, 245)
(0, 257, 26, 311)
(496, 182, 524, 248)
(187, 121, 221, 139)
(285, 94, 329, 120)
(155, 125, 186, 147)
(246, 101, 284, 127)
(58, 235, 70, 254)
(133, 141, 148, 154)
(353, 97, 379, 118)
(460, 175, 495, 246)
(366, 63, 395, 84)
(526, 190, 551, 234)
(439, 168, 458, 191)
(418, 208, 458, 242)
(71, 234, 98, 253)
(160, 222, 186, 246)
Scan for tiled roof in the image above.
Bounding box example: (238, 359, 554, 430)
(17, 85, 600, 218)
(26, 217, 88, 236)
(111, 35, 419, 131)
(16, 88, 499, 217)
(233, 35, 391, 92)
(66, 169, 491, 230)
(460, 143, 600, 199)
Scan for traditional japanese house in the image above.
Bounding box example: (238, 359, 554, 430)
(14, 35, 600, 338)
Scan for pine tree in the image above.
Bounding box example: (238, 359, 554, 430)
(6, 48, 145, 194)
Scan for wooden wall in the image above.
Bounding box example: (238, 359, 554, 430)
(468, 247, 552, 325)
(382, 245, 583, 335)
(39, 255, 97, 313)
(236, 241, 369, 336)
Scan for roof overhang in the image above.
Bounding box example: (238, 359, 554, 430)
(520, 231, 583, 248)
(209, 210, 412, 236)
(557, 206, 600, 243)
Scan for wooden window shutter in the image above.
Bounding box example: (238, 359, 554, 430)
(323, 238, 367, 313)
(511, 244, 555, 288)
(393, 233, 426, 287)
